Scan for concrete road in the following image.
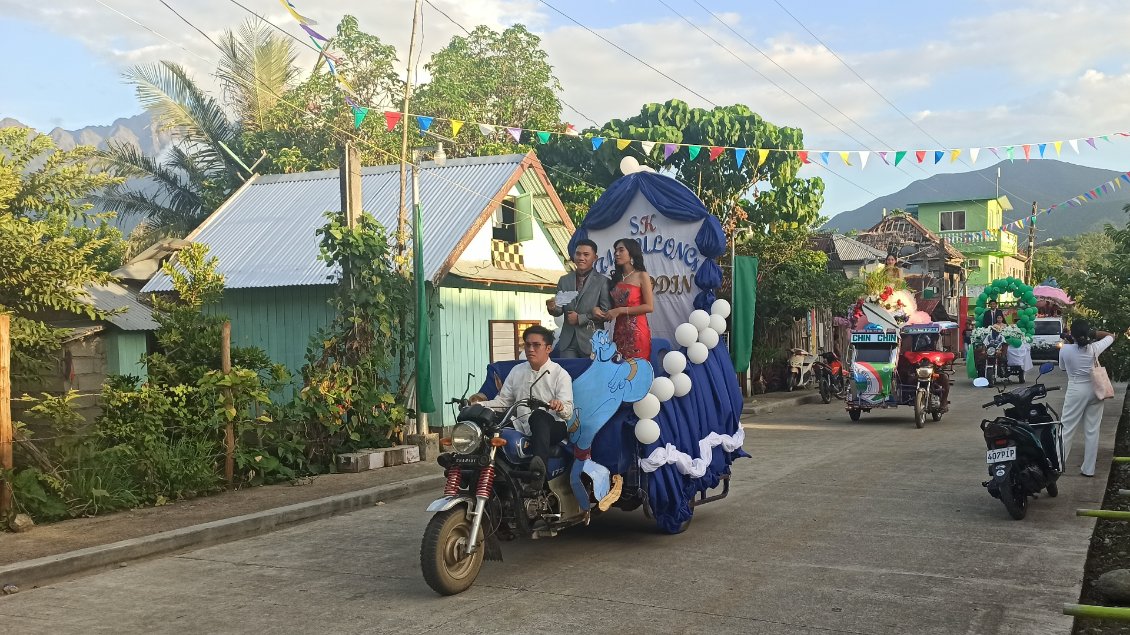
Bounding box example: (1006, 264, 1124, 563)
(0, 372, 1117, 634)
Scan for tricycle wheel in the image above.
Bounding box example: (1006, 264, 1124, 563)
(848, 409, 861, 421)
(913, 391, 927, 429)
(420, 508, 484, 595)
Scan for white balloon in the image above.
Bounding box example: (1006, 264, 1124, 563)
(670, 372, 692, 397)
(711, 299, 732, 319)
(619, 156, 640, 175)
(634, 419, 661, 445)
(709, 313, 727, 334)
(632, 393, 661, 420)
(649, 376, 675, 402)
(674, 323, 699, 348)
(689, 309, 711, 331)
(698, 327, 719, 349)
(663, 351, 687, 375)
(687, 342, 709, 364)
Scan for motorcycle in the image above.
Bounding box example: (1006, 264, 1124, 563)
(910, 358, 948, 429)
(420, 390, 692, 595)
(977, 342, 1009, 387)
(976, 362, 1062, 520)
(813, 350, 850, 404)
(787, 347, 816, 392)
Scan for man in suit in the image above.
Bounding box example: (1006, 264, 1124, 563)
(547, 239, 611, 358)
(982, 299, 1005, 327)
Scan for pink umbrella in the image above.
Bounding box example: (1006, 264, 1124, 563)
(1034, 285, 1074, 305)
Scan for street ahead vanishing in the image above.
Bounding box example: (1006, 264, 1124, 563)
(0, 372, 1116, 635)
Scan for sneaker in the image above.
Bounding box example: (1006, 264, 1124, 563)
(527, 456, 547, 492)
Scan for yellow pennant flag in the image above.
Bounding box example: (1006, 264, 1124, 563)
(839, 151, 852, 166)
(757, 149, 770, 167)
(1054, 140, 1063, 156)
(336, 76, 359, 98)
(278, 0, 318, 25)
(616, 138, 632, 151)
(1116, 177, 1123, 190)
(950, 148, 962, 163)
(450, 120, 464, 137)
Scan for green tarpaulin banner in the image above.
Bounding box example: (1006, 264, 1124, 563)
(731, 255, 758, 373)
(413, 200, 435, 413)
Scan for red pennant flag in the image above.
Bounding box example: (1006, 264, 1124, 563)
(708, 146, 725, 161)
(915, 150, 926, 163)
(797, 150, 809, 164)
(384, 111, 402, 131)
(1022, 144, 1031, 161)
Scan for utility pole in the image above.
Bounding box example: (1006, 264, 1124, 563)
(0, 314, 11, 518)
(340, 142, 361, 231)
(1025, 200, 1037, 286)
(397, 0, 422, 271)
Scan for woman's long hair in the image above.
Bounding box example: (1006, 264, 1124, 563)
(610, 238, 646, 285)
(1070, 319, 1093, 348)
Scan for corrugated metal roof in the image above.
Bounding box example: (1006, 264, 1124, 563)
(830, 234, 887, 262)
(80, 282, 160, 331)
(143, 154, 538, 292)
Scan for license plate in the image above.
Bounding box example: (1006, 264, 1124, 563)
(986, 447, 1016, 463)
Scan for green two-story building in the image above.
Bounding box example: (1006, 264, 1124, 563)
(911, 195, 1027, 298)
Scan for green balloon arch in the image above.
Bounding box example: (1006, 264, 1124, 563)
(967, 277, 1038, 379)
(973, 277, 1038, 344)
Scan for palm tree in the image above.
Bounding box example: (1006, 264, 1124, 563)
(96, 20, 297, 246)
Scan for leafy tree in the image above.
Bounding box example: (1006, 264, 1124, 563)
(239, 15, 404, 173)
(0, 129, 123, 383)
(538, 100, 823, 230)
(416, 24, 562, 156)
(1061, 208, 1130, 379)
(96, 19, 297, 242)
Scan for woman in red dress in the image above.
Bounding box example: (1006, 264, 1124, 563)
(594, 238, 653, 360)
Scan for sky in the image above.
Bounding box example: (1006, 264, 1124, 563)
(4, 0, 1130, 218)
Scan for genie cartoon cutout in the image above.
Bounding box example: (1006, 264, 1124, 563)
(566, 330, 654, 510)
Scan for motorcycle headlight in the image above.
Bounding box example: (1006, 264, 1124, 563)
(451, 422, 482, 454)
(916, 367, 935, 380)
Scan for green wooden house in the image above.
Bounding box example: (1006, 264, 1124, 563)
(911, 195, 1027, 296)
(141, 152, 575, 427)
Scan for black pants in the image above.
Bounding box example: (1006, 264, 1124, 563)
(528, 409, 567, 466)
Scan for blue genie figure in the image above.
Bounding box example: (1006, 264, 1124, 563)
(566, 330, 654, 511)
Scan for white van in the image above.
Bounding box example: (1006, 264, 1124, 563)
(1032, 316, 1064, 360)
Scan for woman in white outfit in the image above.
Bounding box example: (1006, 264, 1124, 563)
(1058, 320, 1116, 477)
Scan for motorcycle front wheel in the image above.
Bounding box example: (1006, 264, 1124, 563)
(819, 376, 831, 404)
(913, 390, 927, 429)
(421, 508, 485, 595)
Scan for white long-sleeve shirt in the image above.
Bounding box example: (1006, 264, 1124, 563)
(1060, 335, 1115, 382)
(477, 360, 574, 435)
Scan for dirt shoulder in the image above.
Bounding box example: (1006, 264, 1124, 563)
(1075, 389, 1130, 635)
(0, 461, 442, 566)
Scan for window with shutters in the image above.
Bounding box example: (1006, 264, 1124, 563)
(492, 193, 533, 243)
(488, 320, 541, 363)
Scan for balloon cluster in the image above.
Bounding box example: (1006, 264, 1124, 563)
(974, 277, 1037, 342)
(632, 299, 731, 444)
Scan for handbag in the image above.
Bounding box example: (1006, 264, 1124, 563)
(1093, 347, 1115, 401)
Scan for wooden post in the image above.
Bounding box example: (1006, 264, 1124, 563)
(222, 321, 234, 487)
(340, 141, 361, 230)
(0, 314, 11, 518)
(1025, 201, 1037, 285)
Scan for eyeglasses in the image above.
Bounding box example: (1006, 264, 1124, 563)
(523, 342, 547, 349)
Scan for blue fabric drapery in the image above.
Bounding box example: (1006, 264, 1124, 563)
(477, 335, 747, 533)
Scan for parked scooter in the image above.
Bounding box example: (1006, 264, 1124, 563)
(976, 362, 1062, 520)
(813, 350, 850, 404)
(787, 348, 816, 392)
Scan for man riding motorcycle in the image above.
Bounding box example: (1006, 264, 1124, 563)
(469, 325, 573, 492)
(898, 332, 951, 413)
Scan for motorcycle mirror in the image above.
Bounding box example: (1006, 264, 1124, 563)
(1038, 362, 1055, 375)
(972, 377, 990, 388)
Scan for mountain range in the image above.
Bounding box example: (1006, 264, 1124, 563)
(0, 113, 169, 157)
(822, 159, 1129, 239)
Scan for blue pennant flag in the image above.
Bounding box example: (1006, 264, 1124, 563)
(416, 116, 434, 133)
(820, 151, 830, 165)
(934, 150, 944, 164)
(592, 137, 605, 150)
(735, 148, 747, 168)
(1038, 143, 1047, 158)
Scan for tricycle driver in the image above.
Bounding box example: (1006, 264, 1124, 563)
(469, 325, 574, 492)
(900, 332, 951, 413)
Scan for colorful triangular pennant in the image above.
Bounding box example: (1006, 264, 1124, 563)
(416, 115, 433, 132)
(450, 120, 464, 136)
(664, 143, 677, 160)
(616, 138, 631, 151)
(709, 146, 725, 161)
(688, 145, 702, 160)
(734, 148, 747, 167)
(353, 106, 369, 129)
(592, 137, 605, 150)
(535, 131, 550, 144)
(384, 110, 401, 131)
(895, 150, 907, 166)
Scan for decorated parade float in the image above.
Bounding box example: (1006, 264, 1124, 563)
(471, 158, 748, 534)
